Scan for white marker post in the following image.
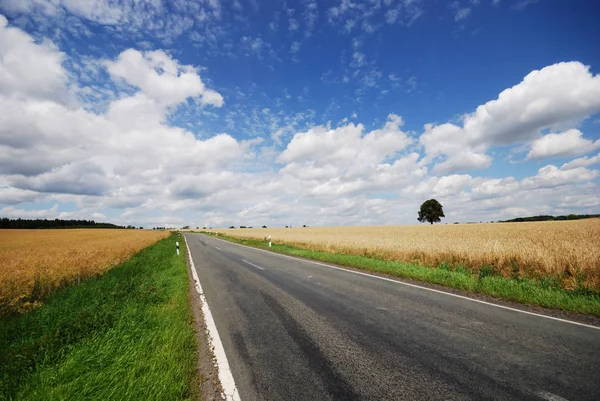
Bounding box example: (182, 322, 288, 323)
(268, 235, 272, 248)
(176, 241, 180, 256)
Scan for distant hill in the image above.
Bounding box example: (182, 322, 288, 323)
(500, 214, 600, 223)
(0, 218, 124, 229)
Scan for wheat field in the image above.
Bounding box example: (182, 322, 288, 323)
(214, 219, 600, 291)
(0, 229, 169, 314)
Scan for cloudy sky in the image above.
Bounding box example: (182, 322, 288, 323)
(0, 0, 599, 228)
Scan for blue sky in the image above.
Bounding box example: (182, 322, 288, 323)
(0, 0, 599, 228)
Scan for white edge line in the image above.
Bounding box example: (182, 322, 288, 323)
(184, 236, 241, 401)
(215, 246, 222, 250)
(536, 391, 570, 401)
(205, 235, 600, 331)
(242, 259, 265, 270)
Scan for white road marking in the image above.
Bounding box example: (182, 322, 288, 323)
(242, 259, 265, 270)
(536, 391, 569, 401)
(204, 235, 600, 331)
(184, 237, 240, 401)
(215, 246, 222, 250)
(308, 275, 313, 279)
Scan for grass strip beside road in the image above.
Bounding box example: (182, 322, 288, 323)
(203, 232, 600, 317)
(0, 233, 198, 401)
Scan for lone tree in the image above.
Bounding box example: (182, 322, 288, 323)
(418, 199, 445, 225)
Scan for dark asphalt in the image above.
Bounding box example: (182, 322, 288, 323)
(184, 233, 600, 401)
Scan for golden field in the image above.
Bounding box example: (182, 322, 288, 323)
(0, 229, 169, 314)
(214, 219, 600, 291)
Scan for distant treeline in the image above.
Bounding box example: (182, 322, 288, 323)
(500, 214, 600, 223)
(0, 218, 124, 229)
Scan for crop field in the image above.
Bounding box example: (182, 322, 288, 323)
(214, 219, 600, 292)
(0, 229, 169, 315)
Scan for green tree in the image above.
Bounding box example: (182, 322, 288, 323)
(418, 199, 445, 225)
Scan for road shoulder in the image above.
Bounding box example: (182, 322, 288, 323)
(185, 238, 225, 401)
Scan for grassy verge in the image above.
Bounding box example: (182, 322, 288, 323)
(0, 233, 198, 401)
(203, 232, 600, 317)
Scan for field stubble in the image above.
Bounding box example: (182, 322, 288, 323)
(216, 220, 600, 292)
(0, 229, 169, 315)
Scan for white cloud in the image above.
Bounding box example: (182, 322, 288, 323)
(455, 7, 471, 21)
(0, 0, 220, 46)
(290, 41, 301, 54)
(0, 18, 598, 228)
(384, 9, 399, 24)
(0, 18, 250, 224)
(0, 203, 59, 219)
(279, 114, 410, 166)
(105, 49, 224, 107)
(327, 0, 423, 34)
(406, 76, 418, 93)
(420, 123, 492, 173)
(0, 187, 40, 204)
(352, 51, 366, 67)
(11, 161, 112, 196)
(513, 0, 538, 11)
(561, 153, 600, 170)
(526, 129, 600, 159)
(404, 163, 599, 223)
(421, 62, 600, 173)
(3, 0, 122, 25)
(276, 114, 424, 197)
(521, 165, 598, 190)
(411, 174, 473, 197)
(0, 15, 71, 104)
(303, 0, 318, 37)
(471, 177, 519, 200)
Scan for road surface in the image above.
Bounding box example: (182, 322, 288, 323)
(184, 232, 600, 401)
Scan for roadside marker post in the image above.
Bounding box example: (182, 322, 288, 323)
(176, 241, 180, 256)
(268, 235, 272, 248)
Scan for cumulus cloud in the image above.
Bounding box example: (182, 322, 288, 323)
(105, 49, 223, 107)
(521, 165, 598, 190)
(0, 203, 59, 219)
(0, 15, 71, 104)
(279, 114, 411, 167)
(527, 129, 600, 159)
(420, 62, 600, 173)
(0, 17, 598, 228)
(11, 161, 112, 196)
(470, 177, 519, 201)
(420, 123, 492, 173)
(404, 163, 599, 222)
(411, 174, 473, 197)
(561, 153, 600, 170)
(277, 114, 425, 197)
(0, 187, 39, 205)
(0, 17, 247, 223)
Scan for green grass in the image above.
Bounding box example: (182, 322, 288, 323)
(0, 233, 198, 401)
(204, 233, 600, 317)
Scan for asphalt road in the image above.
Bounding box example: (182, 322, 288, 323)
(184, 233, 600, 401)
